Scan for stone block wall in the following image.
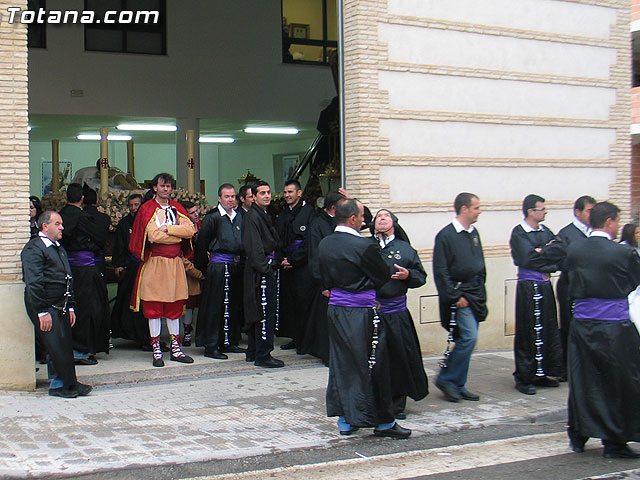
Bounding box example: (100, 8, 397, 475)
(342, 0, 631, 352)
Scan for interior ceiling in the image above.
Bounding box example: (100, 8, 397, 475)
(28, 114, 318, 146)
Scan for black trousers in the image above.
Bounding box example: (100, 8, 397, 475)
(246, 270, 276, 361)
(28, 305, 77, 388)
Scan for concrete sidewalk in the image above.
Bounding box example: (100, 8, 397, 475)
(1, 343, 568, 479)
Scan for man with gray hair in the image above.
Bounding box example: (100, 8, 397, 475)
(22, 211, 92, 398)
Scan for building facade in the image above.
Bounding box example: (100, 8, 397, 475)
(0, 0, 632, 389)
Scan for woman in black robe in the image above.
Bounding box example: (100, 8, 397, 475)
(371, 209, 428, 419)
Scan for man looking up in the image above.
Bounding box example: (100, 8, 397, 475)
(129, 173, 195, 367)
(242, 181, 284, 368)
(195, 183, 245, 359)
(275, 179, 316, 351)
(433, 192, 486, 403)
(556, 195, 595, 374)
(509, 194, 566, 395)
(22, 211, 92, 398)
(318, 198, 410, 438)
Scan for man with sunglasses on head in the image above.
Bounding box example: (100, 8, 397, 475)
(509, 194, 566, 396)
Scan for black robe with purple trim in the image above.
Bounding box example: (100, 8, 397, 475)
(376, 237, 429, 403)
(509, 223, 566, 384)
(565, 236, 640, 443)
(318, 230, 392, 427)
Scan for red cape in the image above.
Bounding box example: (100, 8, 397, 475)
(128, 197, 193, 312)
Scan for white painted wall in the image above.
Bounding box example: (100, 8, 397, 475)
(28, 0, 335, 123)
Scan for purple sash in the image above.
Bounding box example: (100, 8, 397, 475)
(284, 239, 303, 253)
(329, 288, 376, 307)
(67, 250, 95, 267)
(377, 295, 407, 314)
(94, 253, 105, 263)
(210, 252, 239, 264)
(573, 298, 629, 321)
(517, 268, 550, 283)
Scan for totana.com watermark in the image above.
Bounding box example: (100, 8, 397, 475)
(2, 7, 159, 24)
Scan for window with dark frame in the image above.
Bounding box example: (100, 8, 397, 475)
(84, 0, 166, 55)
(27, 0, 46, 49)
(282, 0, 337, 65)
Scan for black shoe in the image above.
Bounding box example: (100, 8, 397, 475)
(603, 444, 640, 459)
(374, 423, 411, 439)
(204, 348, 228, 360)
(182, 339, 191, 347)
(460, 389, 480, 401)
(171, 354, 194, 363)
(394, 411, 407, 420)
(49, 387, 78, 399)
(221, 344, 247, 353)
(339, 427, 360, 436)
(280, 340, 297, 350)
(516, 383, 536, 395)
(255, 356, 285, 368)
(558, 375, 567, 383)
(73, 383, 93, 396)
(246, 354, 256, 362)
(74, 356, 98, 366)
(153, 357, 164, 367)
(435, 382, 462, 402)
(533, 376, 559, 388)
(567, 428, 588, 453)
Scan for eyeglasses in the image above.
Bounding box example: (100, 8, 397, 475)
(531, 208, 546, 212)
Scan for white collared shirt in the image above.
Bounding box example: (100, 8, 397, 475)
(590, 230, 612, 240)
(38, 231, 60, 248)
(520, 220, 545, 233)
(452, 217, 475, 234)
(377, 233, 395, 249)
(572, 217, 591, 237)
(218, 203, 237, 222)
(335, 225, 361, 237)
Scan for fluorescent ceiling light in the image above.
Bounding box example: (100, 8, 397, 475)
(77, 134, 132, 141)
(244, 127, 298, 135)
(199, 136, 235, 143)
(116, 124, 177, 132)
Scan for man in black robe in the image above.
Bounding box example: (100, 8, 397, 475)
(59, 183, 110, 365)
(111, 193, 152, 349)
(510, 194, 566, 395)
(372, 209, 428, 419)
(565, 201, 640, 458)
(22, 211, 92, 398)
(299, 191, 345, 364)
(242, 181, 285, 368)
(275, 179, 316, 351)
(195, 183, 245, 359)
(318, 198, 410, 438)
(237, 185, 254, 216)
(82, 186, 111, 277)
(555, 195, 595, 375)
(433, 192, 486, 402)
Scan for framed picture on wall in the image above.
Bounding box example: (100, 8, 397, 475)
(42, 161, 72, 196)
(289, 23, 309, 39)
(273, 153, 304, 193)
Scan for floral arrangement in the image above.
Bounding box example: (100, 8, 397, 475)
(42, 188, 212, 228)
(41, 191, 67, 212)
